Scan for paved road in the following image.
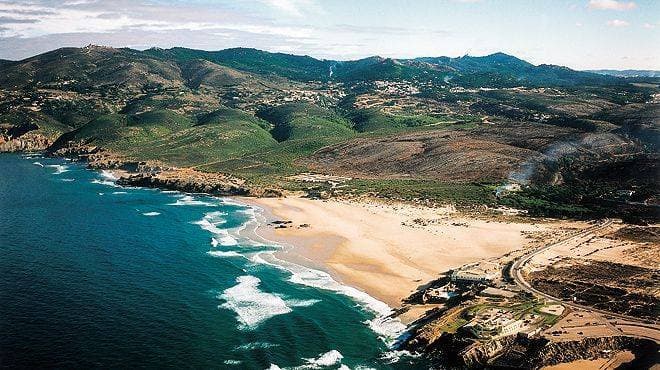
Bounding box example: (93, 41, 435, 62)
(510, 219, 659, 330)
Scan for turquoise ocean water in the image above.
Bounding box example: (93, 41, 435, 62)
(0, 153, 429, 369)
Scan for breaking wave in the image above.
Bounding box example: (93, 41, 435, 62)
(207, 250, 243, 258)
(46, 164, 69, 174)
(219, 275, 318, 330)
(248, 251, 406, 345)
(168, 195, 217, 207)
(303, 350, 344, 367)
(192, 211, 226, 233)
(99, 170, 119, 181)
(192, 211, 239, 246)
(91, 179, 121, 187)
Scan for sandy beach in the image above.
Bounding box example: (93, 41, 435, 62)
(241, 196, 575, 309)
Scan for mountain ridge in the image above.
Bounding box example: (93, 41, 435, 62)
(0, 45, 623, 87)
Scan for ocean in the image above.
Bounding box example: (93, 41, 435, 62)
(0, 153, 429, 369)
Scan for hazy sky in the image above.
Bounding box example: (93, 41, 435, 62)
(0, 0, 658, 69)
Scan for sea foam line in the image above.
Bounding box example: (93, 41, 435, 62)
(232, 201, 408, 346)
(168, 194, 218, 207)
(207, 250, 243, 258)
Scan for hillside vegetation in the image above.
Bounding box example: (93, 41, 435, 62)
(1, 45, 658, 220)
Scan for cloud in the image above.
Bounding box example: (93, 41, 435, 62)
(642, 23, 655, 29)
(587, 0, 636, 11)
(606, 19, 630, 27)
(0, 16, 38, 24)
(0, 0, 310, 39)
(259, 0, 320, 17)
(575, 22, 583, 27)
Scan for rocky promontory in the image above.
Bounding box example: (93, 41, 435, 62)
(116, 170, 250, 196)
(48, 141, 283, 198)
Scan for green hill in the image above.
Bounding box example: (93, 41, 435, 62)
(257, 103, 354, 141)
(53, 108, 277, 167)
(144, 47, 332, 82)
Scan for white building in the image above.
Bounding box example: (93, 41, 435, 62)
(451, 261, 500, 283)
(464, 308, 524, 340)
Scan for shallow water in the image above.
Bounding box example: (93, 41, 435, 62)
(0, 153, 429, 369)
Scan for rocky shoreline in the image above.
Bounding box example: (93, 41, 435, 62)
(46, 142, 283, 198)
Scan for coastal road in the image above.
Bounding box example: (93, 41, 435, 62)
(510, 219, 660, 332)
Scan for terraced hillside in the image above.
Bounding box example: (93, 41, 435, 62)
(1, 45, 658, 219)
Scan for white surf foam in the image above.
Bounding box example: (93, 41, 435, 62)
(192, 211, 227, 233)
(99, 170, 119, 181)
(249, 251, 406, 345)
(220, 197, 248, 207)
(223, 359, 242, 365)
(220, 275, 292, 329)
(217, 231, 239, 246)
(379, 349, 418, 365)
(46, 164, 69, 174)
(207, 250, 243, 258)
(235, 342, 279, 351)
(303, 350, 344, 367)
(168, 194, 217, 207)
(219, 275, 318, 330)
(91, 178, 122, 188)
(142, 212, 161, 216)
(61, 178, 75, 182)
(219, 199, 408, 353)
(192, 211, 241, 246)
(32, 161, 44, 167)
(112, 191, 127, 195)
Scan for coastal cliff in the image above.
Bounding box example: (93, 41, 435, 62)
(406, 330, 658, 369)
(0, 131, 53, 152)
